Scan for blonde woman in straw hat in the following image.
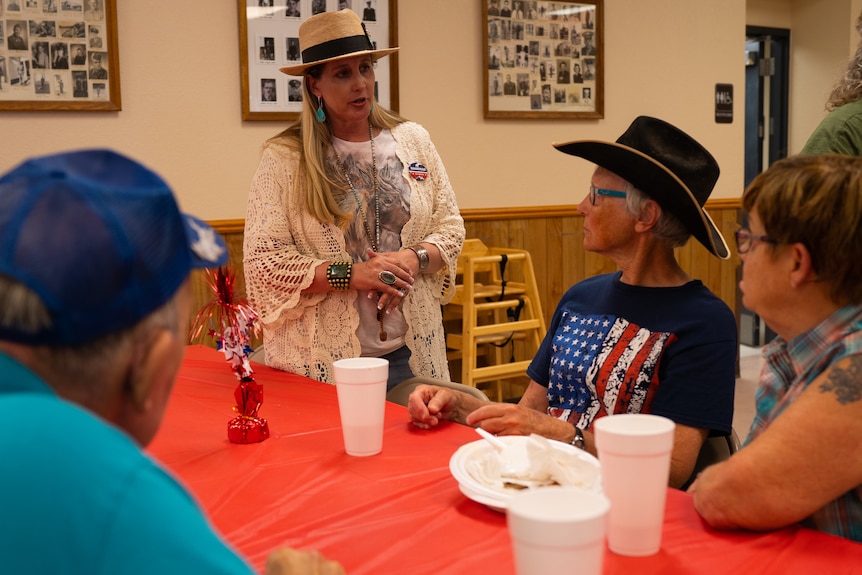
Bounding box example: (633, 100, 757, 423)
(244, 10, 465, 389)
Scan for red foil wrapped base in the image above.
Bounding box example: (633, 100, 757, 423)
(227, 377, 271, 444)
(227, 415, 270, 444)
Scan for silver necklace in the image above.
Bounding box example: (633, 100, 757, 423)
(334, 122, 388, 341)
(334, 121, 379, 252)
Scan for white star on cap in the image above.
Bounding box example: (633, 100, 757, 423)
(188, 218, 226, 263)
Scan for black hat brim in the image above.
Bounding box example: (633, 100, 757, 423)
(554, 139, 729, 259)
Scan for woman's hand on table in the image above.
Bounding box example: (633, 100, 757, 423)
(265, 548, 345, 575)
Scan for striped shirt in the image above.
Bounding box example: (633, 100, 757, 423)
(747, 304, 862, 542)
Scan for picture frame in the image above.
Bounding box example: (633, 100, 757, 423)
(0, 0, 121, 111)
(484, 0, 602, 119)
(238, 0, 399, 121)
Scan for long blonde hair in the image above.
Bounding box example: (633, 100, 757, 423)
(271, 65, 407, 228)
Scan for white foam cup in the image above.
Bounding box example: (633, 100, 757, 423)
(507, 486, 610, 575)
(332, 357, 388, 456)
(593, 413, 675, 556)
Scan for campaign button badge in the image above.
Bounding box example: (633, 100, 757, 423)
(408, 162, 428, 181)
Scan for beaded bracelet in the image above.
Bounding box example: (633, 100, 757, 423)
(326, 261, 352, 291)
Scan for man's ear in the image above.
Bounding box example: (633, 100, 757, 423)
(126, 328, 178, 414)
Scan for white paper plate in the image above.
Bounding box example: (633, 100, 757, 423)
(457, 483, 508, 513)
(448, 435, 601, 512)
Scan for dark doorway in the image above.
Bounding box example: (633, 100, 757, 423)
(745, 26, 790, 187)
(740, 26, 789, 347)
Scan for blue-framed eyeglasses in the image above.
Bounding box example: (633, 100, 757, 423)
(734, 227, 778, 254)
(589, 184, 627, 205)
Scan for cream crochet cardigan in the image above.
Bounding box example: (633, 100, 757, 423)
(244, 122, 465, 384)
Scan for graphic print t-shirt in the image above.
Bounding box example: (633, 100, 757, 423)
(331, 130, 411, 356)
(526, 272, 738, 434)
(545, 309, 674, 426)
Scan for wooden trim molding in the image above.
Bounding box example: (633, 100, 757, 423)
(209, 198, 742, 231)
(457, 198, 741, 222)
(209, 219, 246, 234)
(195, 201, 743, 350)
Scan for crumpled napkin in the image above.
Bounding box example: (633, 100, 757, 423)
(466, 433, 599, 494)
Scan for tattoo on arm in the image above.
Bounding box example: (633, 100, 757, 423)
(819, 355, 862, 405)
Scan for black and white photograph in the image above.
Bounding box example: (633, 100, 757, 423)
(0, 0, 119, 109)
(70, 43, 86, 64)
(285, 36, 300, 62)
(284, 0, 300, 19)
(287, 78, 302, 102)
(362, 0, 376, 22)
(484, 0, 602, 119)
(260, 77, 277, 102)
(33, 70, 49, 93)
(258, 36, 275, 62)
(83, 0, 103, 20)
(71, 69, 87, 97)
(239, 0, 398, 121)
(50, 42, 69, 69)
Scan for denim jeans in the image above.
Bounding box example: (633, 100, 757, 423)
(380, 345, 414, 391)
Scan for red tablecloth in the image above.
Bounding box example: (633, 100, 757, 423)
(148, 346, 862, 574)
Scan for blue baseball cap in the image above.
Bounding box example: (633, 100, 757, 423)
(0, 149, 228, 345)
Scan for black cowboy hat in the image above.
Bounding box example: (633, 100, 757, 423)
(554, 116, 729, 259)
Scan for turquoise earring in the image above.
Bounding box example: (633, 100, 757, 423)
(315, 97, 326, 123)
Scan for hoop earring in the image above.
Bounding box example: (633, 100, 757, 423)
(315, 97, 326, 123)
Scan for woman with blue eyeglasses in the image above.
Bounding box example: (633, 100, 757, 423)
(408, 116, 738, 489)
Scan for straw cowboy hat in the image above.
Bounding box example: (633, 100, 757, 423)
(553, 116, 730, 259)
(280, 9, 398, 76)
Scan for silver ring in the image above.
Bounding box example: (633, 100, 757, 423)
(378, 270, 397, 285)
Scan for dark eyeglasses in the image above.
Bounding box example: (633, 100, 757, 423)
(734, 227, 777, 254)
(589, 184, 627, 205)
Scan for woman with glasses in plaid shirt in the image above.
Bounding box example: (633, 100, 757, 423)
(692, 154, 862, 543)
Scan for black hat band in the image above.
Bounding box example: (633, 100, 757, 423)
(301, 34, 373, 66)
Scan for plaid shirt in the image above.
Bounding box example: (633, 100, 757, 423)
(747, 305, 862, 542)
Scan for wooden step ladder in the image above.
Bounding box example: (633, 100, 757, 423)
(444, 239, 547, 401)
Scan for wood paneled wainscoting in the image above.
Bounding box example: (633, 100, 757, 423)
(191, 200, 743, 390)
(458, 199, 742, 329)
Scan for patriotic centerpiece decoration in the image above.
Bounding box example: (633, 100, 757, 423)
(191, 266, 270, 444)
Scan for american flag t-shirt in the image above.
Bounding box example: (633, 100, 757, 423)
(546, 310, 675, 428)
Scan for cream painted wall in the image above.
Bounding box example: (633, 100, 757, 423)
(0, 0, 850, 218)
(406, 0, 746, 208)
(747, 0, 791, 28)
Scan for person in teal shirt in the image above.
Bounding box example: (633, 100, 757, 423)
(0, 149, 344, 575)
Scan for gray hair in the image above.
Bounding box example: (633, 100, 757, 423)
(0, 274, 180, 398)
(623, 184, 691, 248)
